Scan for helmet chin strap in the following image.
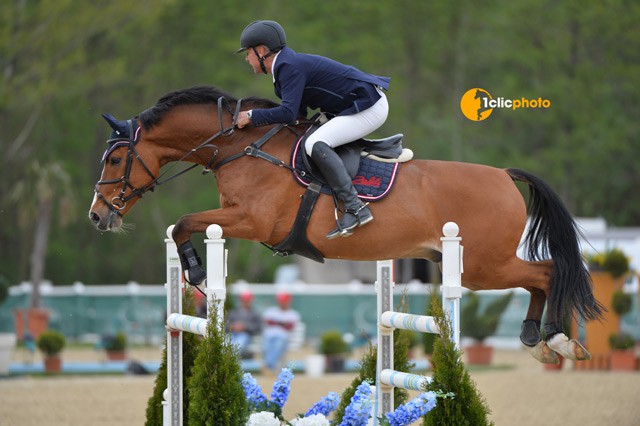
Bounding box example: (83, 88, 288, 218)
(252, 46, 274, 74)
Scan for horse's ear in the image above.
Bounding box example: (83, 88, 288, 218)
(101, 113, 129, 136)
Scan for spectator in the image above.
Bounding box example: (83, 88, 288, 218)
(261, 291, 300, 372)
(226, 291, 262, 358)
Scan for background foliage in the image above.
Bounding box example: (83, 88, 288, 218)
(1, 0, 638, 286)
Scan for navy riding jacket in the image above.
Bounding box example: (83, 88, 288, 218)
(250, 47, 390, 127)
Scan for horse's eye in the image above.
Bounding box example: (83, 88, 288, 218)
(110, 157, 122, 166)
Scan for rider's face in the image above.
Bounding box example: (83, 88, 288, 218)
(245, 46, 269, 74)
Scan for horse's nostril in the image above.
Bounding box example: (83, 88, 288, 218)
(89, 211, 101, 224)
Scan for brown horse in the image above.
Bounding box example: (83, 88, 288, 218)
(89, 86, 603, 364)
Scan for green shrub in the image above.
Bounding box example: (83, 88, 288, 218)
(611, 290, 633, 317)
(319, 330, 349, 355)
(602, 249, 630, 279)
(609, 333, 635, 350)
(588, 249, 630, 279)
(105, 332, 127, 351)
(423, 293, 493, 426)
(37, 330, 65, 356)
(460, 292, 513, 342)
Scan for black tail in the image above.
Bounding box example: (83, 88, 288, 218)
(506, 168, 605, 324)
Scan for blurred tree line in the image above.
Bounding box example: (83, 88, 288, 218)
(1, 0, 638, 286)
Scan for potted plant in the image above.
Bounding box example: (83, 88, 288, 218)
(103, 332, 128, 361)
(319, 330, 349, 373)
(585, 249, 633, 369)
(609, 290, 636, 371)
(37, 329, 65, 373)
(0, 276, 17, 376)
(460, 291, 513, 365)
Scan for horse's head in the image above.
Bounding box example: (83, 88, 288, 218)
(88, 113, 160, 231)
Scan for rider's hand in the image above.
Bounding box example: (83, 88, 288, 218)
(237, 111, 252, 129)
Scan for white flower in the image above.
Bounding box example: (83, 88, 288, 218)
(290, 414, 330, 426)
(247, 411, 281, 426)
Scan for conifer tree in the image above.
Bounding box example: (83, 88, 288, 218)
(187, 298, 248, 425)
(423, 293, 493, 426)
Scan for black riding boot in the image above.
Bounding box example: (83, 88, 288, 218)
(311, 142, 373, 239)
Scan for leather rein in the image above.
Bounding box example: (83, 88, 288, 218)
(94, 96, 307, 217)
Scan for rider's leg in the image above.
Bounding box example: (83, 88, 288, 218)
(305, 91, 388, 239)
(311, 141, 373, 238)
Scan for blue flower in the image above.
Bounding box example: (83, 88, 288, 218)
(338, 381, 372, 426)
(270, 368, 294, 408)
(242, 372, 268, 411)
(305, 392, 340, 417)
(384, 391, 437, 426)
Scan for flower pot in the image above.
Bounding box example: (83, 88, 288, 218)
(43, 355, 62, 373)
(464, 343, 493, 365)
(0, 333, 17, 375)
(106, 350, 127, 361)
(610, 350, 636, 371)
(324, 354, 345, 373)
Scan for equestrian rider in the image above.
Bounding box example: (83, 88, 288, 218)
(236, 20, 390, 239)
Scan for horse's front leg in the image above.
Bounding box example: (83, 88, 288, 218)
(171, 207, 254, 285)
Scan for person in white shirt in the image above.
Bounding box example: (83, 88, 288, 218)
(261, 291, 300, 372)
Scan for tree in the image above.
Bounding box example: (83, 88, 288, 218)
(10, 161, 75, 307)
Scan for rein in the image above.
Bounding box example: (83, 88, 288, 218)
(95, 96, 309, 216)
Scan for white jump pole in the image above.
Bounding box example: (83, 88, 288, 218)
(374, 222, 463, 423)
(163, 224, 226, 426)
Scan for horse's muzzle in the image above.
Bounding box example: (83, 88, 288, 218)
(88, 208, 122, 231)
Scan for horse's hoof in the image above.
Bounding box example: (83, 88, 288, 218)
(546, 334, 591, 361)
(568, 339, 591, 361)
(524, 341, 559, 364)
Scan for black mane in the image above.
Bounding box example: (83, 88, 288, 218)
(138, 85, 279, 129)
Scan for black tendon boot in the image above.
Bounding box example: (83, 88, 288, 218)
(311, 142, 373, 239)
(177, 241, 207, 285)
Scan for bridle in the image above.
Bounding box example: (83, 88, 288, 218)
(94, 97, 307, 217)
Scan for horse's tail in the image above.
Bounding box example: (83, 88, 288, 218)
(506, 168, 605, 323)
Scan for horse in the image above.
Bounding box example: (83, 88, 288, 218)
(89, 85, 603, 365)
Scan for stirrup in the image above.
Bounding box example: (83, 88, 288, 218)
(326, 203, 372, 239)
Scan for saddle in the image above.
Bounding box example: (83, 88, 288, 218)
(293, 124, 409, 199)
(266, 122, 412, 263)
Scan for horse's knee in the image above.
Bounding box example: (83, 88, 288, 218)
(172, 215, 192, 244)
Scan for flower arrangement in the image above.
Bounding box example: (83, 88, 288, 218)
(242, 369, 447, 426)
(587, 248, 631, 279)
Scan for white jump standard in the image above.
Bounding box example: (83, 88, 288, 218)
(162, 224, 227, 426)
(374, 221, 463, 422)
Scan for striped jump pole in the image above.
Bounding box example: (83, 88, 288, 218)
(162, 224, 227, 426)
(374, 222, 463, 422)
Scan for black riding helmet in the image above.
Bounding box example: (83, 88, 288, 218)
(236, 20, 287, 53)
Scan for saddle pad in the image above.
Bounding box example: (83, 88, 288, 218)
(291, 136, 400, 201)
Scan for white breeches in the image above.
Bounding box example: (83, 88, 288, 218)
(304, 89, 389, 156)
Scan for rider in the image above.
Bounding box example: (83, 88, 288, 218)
(236, 20, 390, 239)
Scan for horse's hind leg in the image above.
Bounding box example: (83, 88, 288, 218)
(521, 287, 559, 364)
(513, 261, 590, 363)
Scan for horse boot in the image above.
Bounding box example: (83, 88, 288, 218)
(177, 241, 207, 285)
(311, 142, 373, 239)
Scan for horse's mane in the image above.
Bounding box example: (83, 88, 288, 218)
(138, 85, 279, 129)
